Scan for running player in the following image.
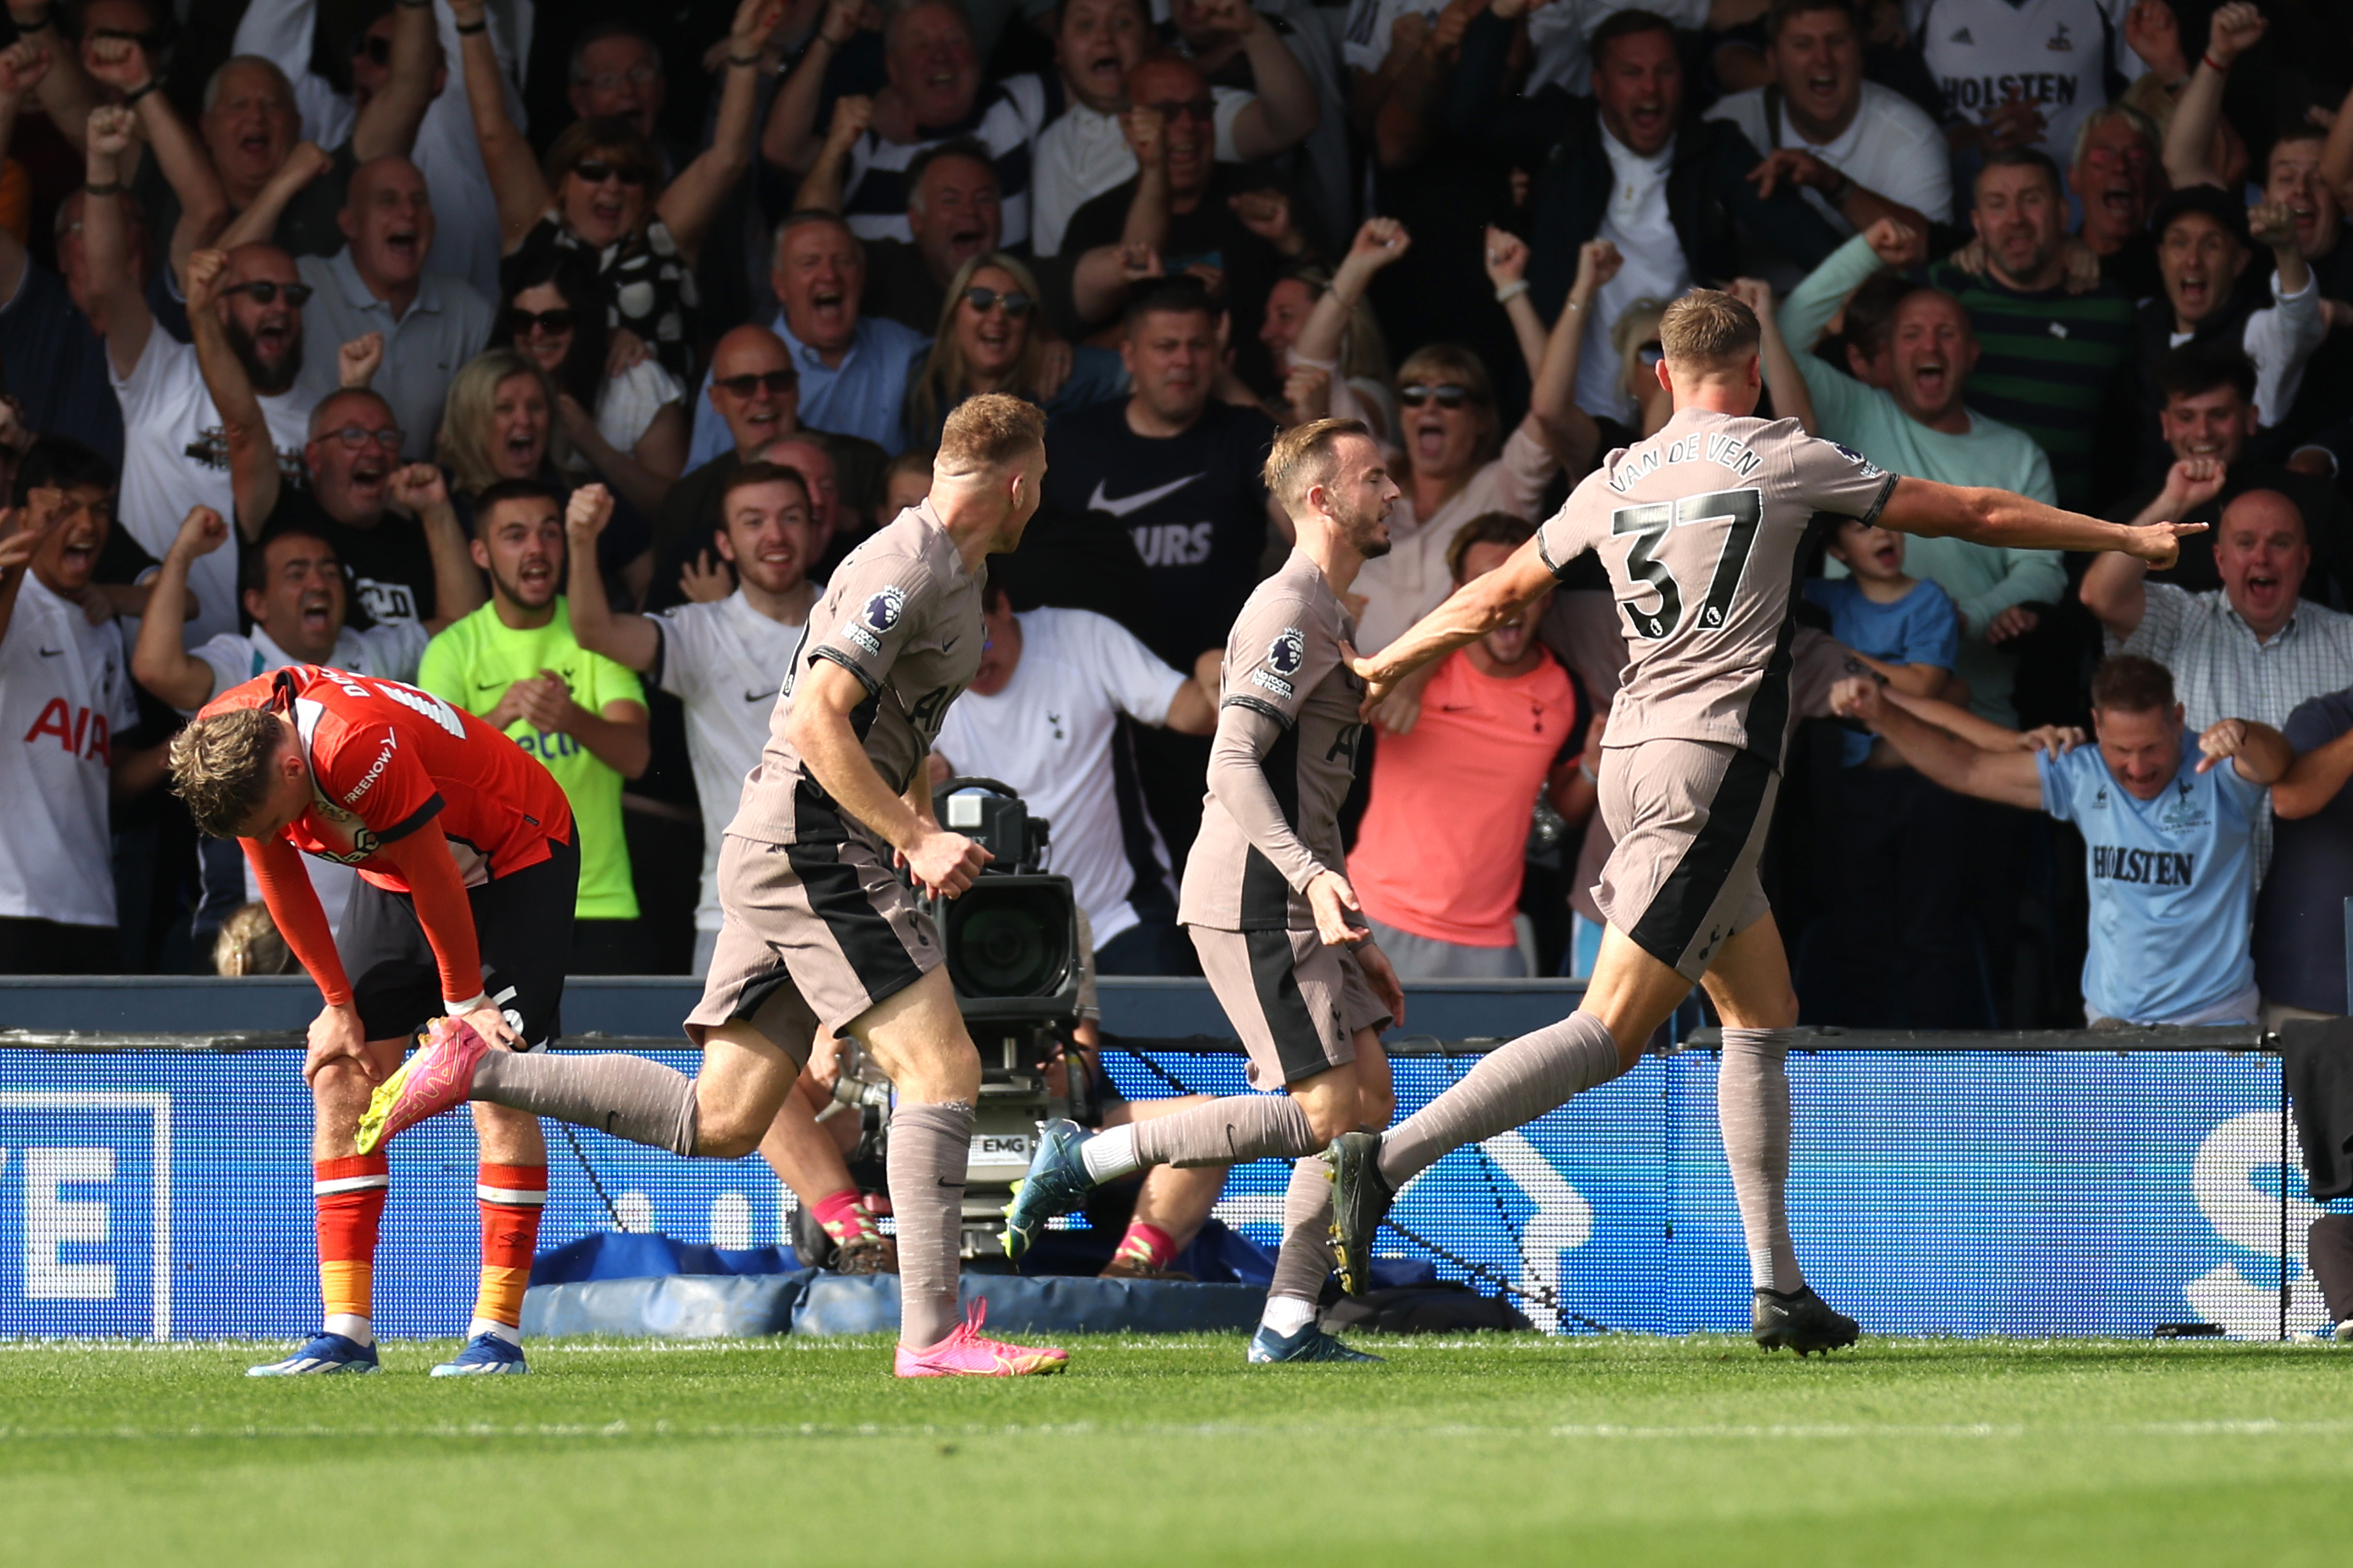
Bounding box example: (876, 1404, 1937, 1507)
(1324, 289, 2200, 1352)
(1000, 417, 1409, 1363)
(354, 395, 1068, 1378)
(564, 471, 895, 1273)
(168, 663, 579, 1376)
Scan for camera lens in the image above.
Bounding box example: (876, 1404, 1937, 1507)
(949, 889, 1067, 997)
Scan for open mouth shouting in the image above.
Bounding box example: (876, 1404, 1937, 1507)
(56, 527, 98, 581)
(515, 552, 556, 598)
(2172, 266, 2214, 318)
(383, 224, 421, 268)
(297, 586, 335, 639)
(1792, 67, 1843, 121)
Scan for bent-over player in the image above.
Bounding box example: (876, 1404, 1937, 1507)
(170, 664, 579, 1376)
(1002, 418, 1409, 1363)
(356, 396, 1068, 1378)
(1324, 290, 2201, 1352)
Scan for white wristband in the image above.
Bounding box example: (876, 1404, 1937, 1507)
(1494, 280, 1531, 304)
(444, 993, 490, 1016)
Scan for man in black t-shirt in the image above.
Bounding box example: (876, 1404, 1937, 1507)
(998, 277, 1278, 859)
(245, 388, 479, 634)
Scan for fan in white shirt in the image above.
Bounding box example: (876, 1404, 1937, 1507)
(130, 477, 476, 939)
(0, 477, 166, 968)
(1705, 0, 1951, 248)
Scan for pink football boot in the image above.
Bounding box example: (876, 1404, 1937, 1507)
(893, 1300, 1069, 1378)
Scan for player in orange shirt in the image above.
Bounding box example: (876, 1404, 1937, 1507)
(172, 664, 578, 1376)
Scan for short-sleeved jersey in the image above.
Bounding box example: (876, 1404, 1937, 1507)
(729, 501, 984, 846)
(0, 573, 139, 927)
(199, 665, 574, 893)
(2038, 732, 2263, 1024)
(1538, 408, 1897, 763)
(1180, 549, 1367, 932)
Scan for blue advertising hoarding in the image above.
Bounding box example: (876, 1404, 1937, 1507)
(0, 1041, 2327, 1341)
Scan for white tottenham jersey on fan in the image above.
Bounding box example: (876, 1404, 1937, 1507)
(187, 621, 431, 938)
(932, 608, 1189, 949)
(650, 588, 816, 932)
(0, 575, 139, 927)
(1910, 0, 2139, 164)
(111, 334, 312, 647)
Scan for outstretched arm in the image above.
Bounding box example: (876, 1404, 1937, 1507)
(1349, 533, 1561, 700)
(82, 106, 153, 377)
(388, 464, 484, 629)
(2163, 2, 2261, 190)
(1727, 278, 1817, 435)
(351, 0, 440, 160)
(183, 248, 283, 540)
(1879, 475, 2202, 563)
(1293, 215, 1407, 369)
(449, 0, 552, 252)
(791, 94, 872, 215)
(216, 140, 335, 252)
(1214, 0, 1320, 159)
(4, 3, 97, 152)
(563, 484, 660, 670)
(656, 0, 780, 266)
(87, 37, 228, 280)
(1830, 676, 2045, 810)
(1523, 240, 1612, 467)
(2273, 724, 2353, 819)
(764, 0, 866, 175)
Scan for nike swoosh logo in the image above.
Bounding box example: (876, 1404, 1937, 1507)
(37, 647, 64, 657)
(941, 635, 960, 652)
(1088, 474, 1201, 517)
(743, 688, 778, 704)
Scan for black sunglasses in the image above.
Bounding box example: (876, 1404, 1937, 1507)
(1143, 96, 1215, 121)
(1398, 382, 1472, 409)
(1636, 341, 1665, 368)
(222, 280, 314, 307)
(506, 307, 577, 336)
(350, 34, 391, 66)
(963, 286, 1032, 317)
(714, 370, 796, 398)
(571, 160, 651, 187)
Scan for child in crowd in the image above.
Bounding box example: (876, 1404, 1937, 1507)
(1802, 520, 1978, 1026)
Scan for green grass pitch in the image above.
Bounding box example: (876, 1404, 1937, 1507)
(3, 1333, 2347, 1565)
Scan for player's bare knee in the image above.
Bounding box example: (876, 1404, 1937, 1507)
(695, 1097, 769, 1159)
(1358, 1083, 1397, 1131)
(1299, 1091, 1356, 1146)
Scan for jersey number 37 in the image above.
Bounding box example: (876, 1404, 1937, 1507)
(1611, 487, 1764, 642)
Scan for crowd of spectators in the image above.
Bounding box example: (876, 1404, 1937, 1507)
(7, 0, 2353, 1033)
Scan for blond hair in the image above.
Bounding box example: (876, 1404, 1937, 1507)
(1658, 290, 1760, 371)
(1392, 342, 1498, 479)
(936, 392, 1045, 477)
(905, 252, 1049, 444)
(1262, 417, 1370, 513)
(214, 901, 296, 976)
(169, 708, 284, 840)
(436, 348, 567, 500)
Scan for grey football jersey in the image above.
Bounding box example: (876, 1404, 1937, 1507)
(1538, 408, 1896, 762)
(1180, 549, 1366, 932)
(726, 501, 983, 845)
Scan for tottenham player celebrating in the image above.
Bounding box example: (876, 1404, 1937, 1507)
(170, 665, 579, 1376)
(1003, 418, 1409, 1363)
(564, 471, 897, 1273)
(356, 396, 1068, 1378)
(1324, 290, 2202, 1353)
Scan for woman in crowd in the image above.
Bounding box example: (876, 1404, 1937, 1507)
(903, 253, 1127, 446)
(1259, 262, 1394, 438)
(439, 348, 564, 506)
(1610, 298, 1675, 444)
(507, 261, 687, 520)
(1290, 219, 1602, 686)
(452, 0, 779, 380)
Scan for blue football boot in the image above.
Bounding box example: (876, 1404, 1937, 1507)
(430, 1333, 530, 1377)
(1001, 1117, 1097, 1261)
(246, 1331, 379, 1377)
(1246, 1322, 1385, 1363)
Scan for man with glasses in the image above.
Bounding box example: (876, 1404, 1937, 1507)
(87, 110, 321, 646)
(1060, 54, 1287, 388)
(184, 245, 470, 642)
(230, 0, 518, 302)
(289, 155, 493, 462)
(796, 133, 1006, 333)
(687, 213, 927, 462)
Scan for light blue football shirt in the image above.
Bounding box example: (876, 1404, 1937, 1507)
(2038, 733, 2264, 1024)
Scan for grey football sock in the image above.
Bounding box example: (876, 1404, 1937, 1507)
(1266, 1156, 1337, 1306)
(1132, 1093, 1319, 1169)
(471, 1051, 698, 1156)
(889, 1100, 974, 1350)
(1718, 1026, 1803, 1293)
(1378, 1011, 1625, 1185)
